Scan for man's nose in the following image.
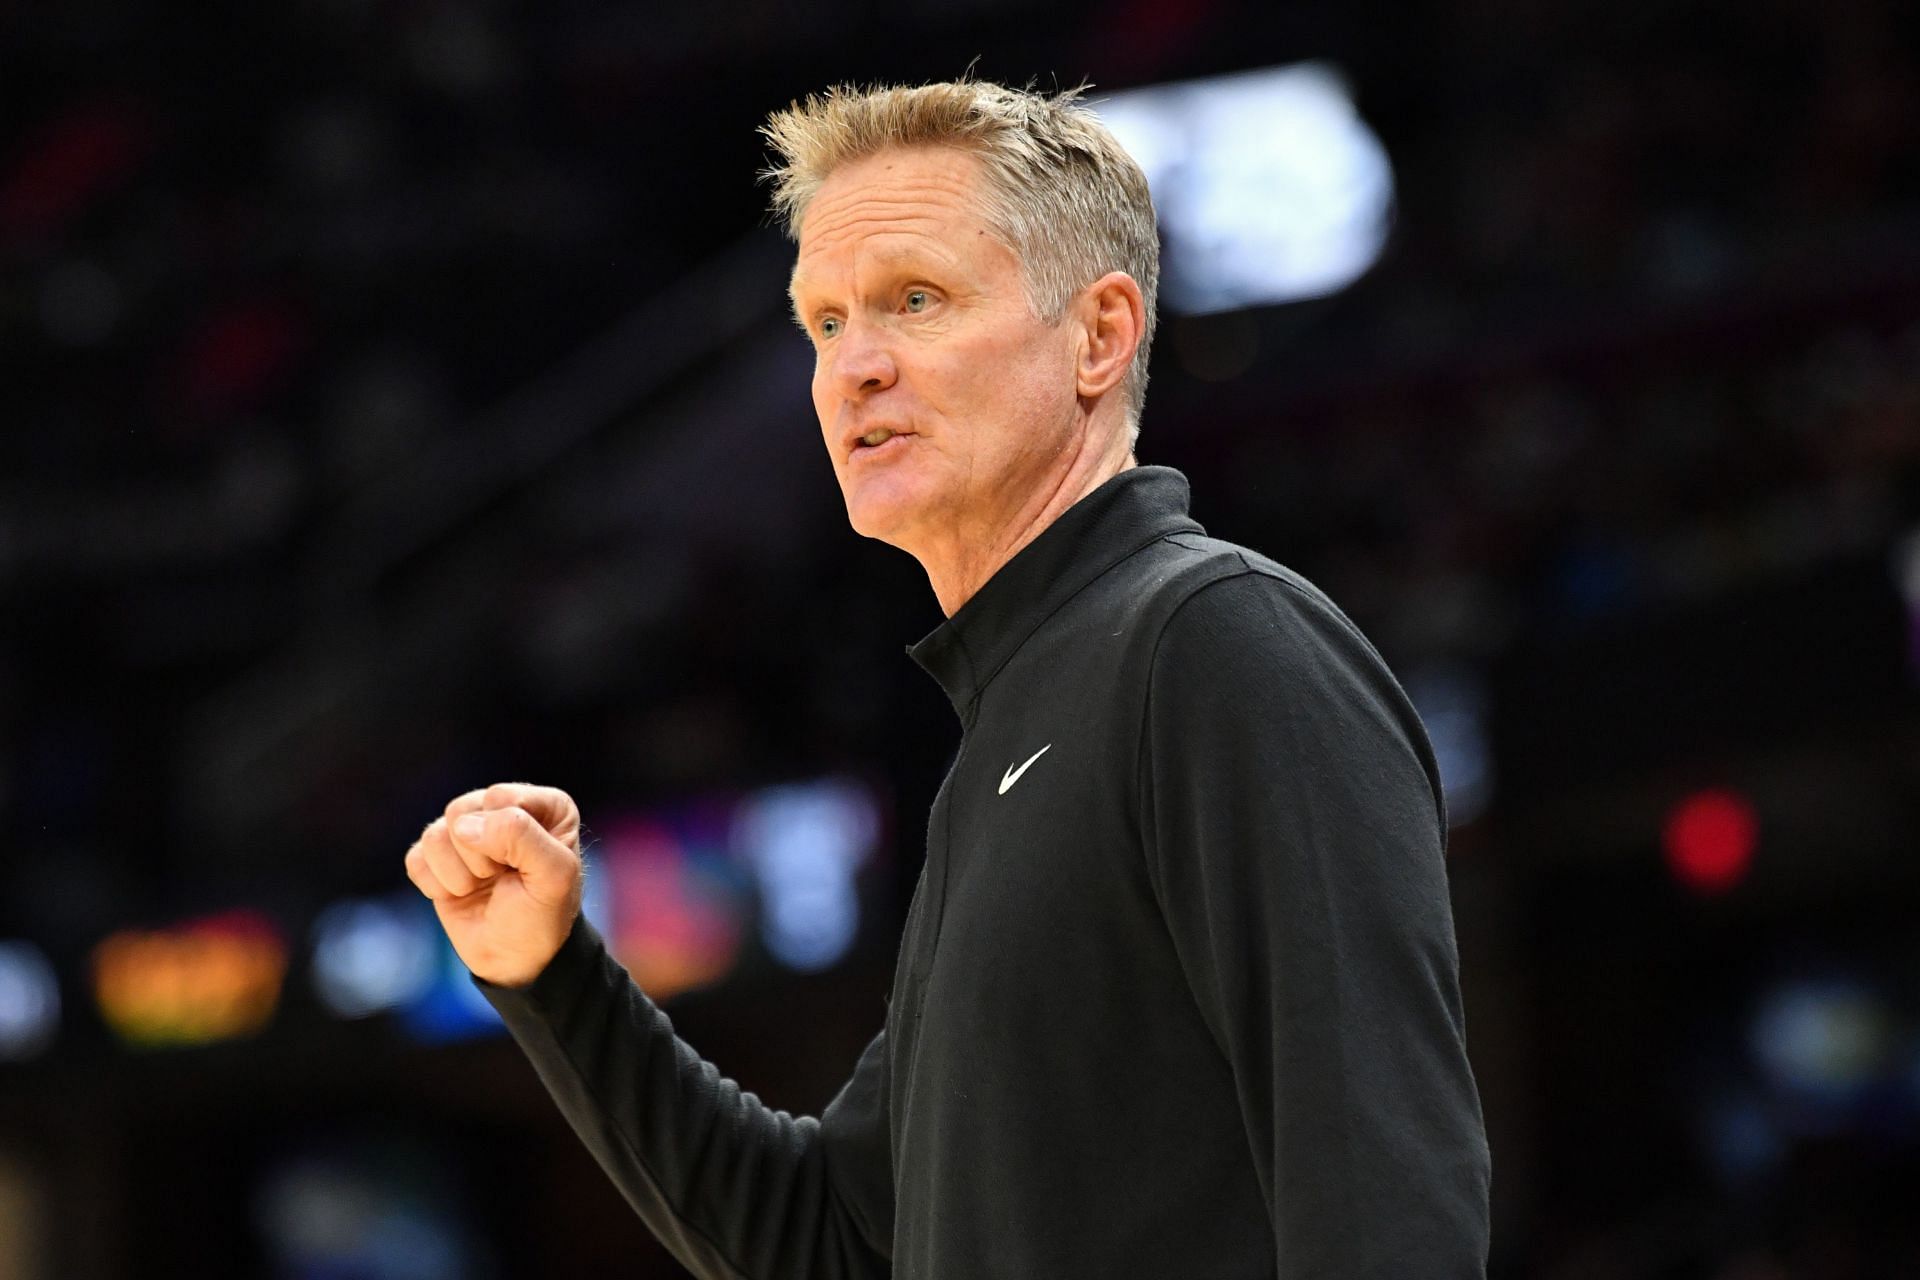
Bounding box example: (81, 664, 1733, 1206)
(828, 317, 897, 399)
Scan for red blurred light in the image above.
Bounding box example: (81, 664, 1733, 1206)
(1663, 788, 1758, 895)
(0, 98, 153, 244)
(598, 819, 744, 1001)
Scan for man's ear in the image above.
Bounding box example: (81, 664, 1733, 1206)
(1074, 271, 1146, 402)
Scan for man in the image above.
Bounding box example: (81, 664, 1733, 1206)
(405, 79, 1491, 1277)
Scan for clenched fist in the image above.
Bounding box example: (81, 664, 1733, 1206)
(405, 782, 585, 988)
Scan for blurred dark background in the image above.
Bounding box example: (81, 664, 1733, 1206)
(3, 0, 1919, 1276)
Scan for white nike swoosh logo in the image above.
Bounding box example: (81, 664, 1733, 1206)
(999, 744, 1052, 795)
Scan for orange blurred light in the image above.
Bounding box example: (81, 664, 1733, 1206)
(91, 909, 287, 1047)
(1663, 788, 1758, 896)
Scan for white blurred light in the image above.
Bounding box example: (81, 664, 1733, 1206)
(1405, 665, 1496, 828)
(734, 779, 879, 972)
(1095, 63, 1395, 315)
(0, 941, 59, 1060)
(310, 897, 438, 1018)
(1750, 978, 1892, 1106)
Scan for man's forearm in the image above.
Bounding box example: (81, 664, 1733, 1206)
(475, 914, 891, 1280)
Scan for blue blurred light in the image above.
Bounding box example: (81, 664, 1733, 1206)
(1698, 1087, 1784, 1187)
(579, 847, 614, 937)
(0, 941, 60, 1061)
(1404, 665, 1496, 829)
(310, 895, 438, 1019)
(254, 1138, 495, 1280)
(398, 935, 505, 1044)
(734, 778, 879, 973)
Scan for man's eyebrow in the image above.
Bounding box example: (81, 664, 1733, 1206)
(787, 246, 948, 322)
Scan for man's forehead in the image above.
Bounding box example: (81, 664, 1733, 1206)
(811, 144, 982, 209)
(786, 150, 1011, 305)
(798, 147, 985, 235)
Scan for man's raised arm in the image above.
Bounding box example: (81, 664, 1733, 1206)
(405, 783, 894, 1280)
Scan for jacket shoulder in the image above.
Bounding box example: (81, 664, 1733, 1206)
(1126, 532, 1370, 656)
(1136, 532, 1447, 831)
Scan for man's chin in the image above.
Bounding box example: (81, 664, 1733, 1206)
(841, 484, 929, 550)
(845, 504, 911, 548)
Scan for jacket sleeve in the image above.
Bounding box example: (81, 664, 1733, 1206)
(1139, 569, 1491, 1278)
(473, 914, 894, 1280)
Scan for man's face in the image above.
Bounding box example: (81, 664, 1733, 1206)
(790, 146, 1082, 551)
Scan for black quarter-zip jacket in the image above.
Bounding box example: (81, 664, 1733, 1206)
(476, 465, 1492, 1278)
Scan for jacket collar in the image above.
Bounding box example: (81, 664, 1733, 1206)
(907, 464, 1203, 721)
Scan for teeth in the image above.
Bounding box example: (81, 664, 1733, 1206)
(861, 429, 896, 447)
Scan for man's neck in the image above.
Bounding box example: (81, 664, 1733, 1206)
(922, 445, 1138, 618)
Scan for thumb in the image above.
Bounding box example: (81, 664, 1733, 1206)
(452, 805, 578, 908)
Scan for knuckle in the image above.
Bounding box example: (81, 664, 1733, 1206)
(404, 854, 436, 896)
(443, 790, 485, 821)
(422, 839, 466, 879)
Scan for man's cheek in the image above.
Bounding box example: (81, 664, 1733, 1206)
(811, 385, 836, 445)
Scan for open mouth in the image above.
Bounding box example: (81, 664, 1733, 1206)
(851, 429, 913, 459)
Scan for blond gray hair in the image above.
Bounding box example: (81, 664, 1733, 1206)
(761, 79, 1160, 442)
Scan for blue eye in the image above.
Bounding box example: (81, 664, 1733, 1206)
(905, 290, 929, 313)
(819, 316, 840, 338)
